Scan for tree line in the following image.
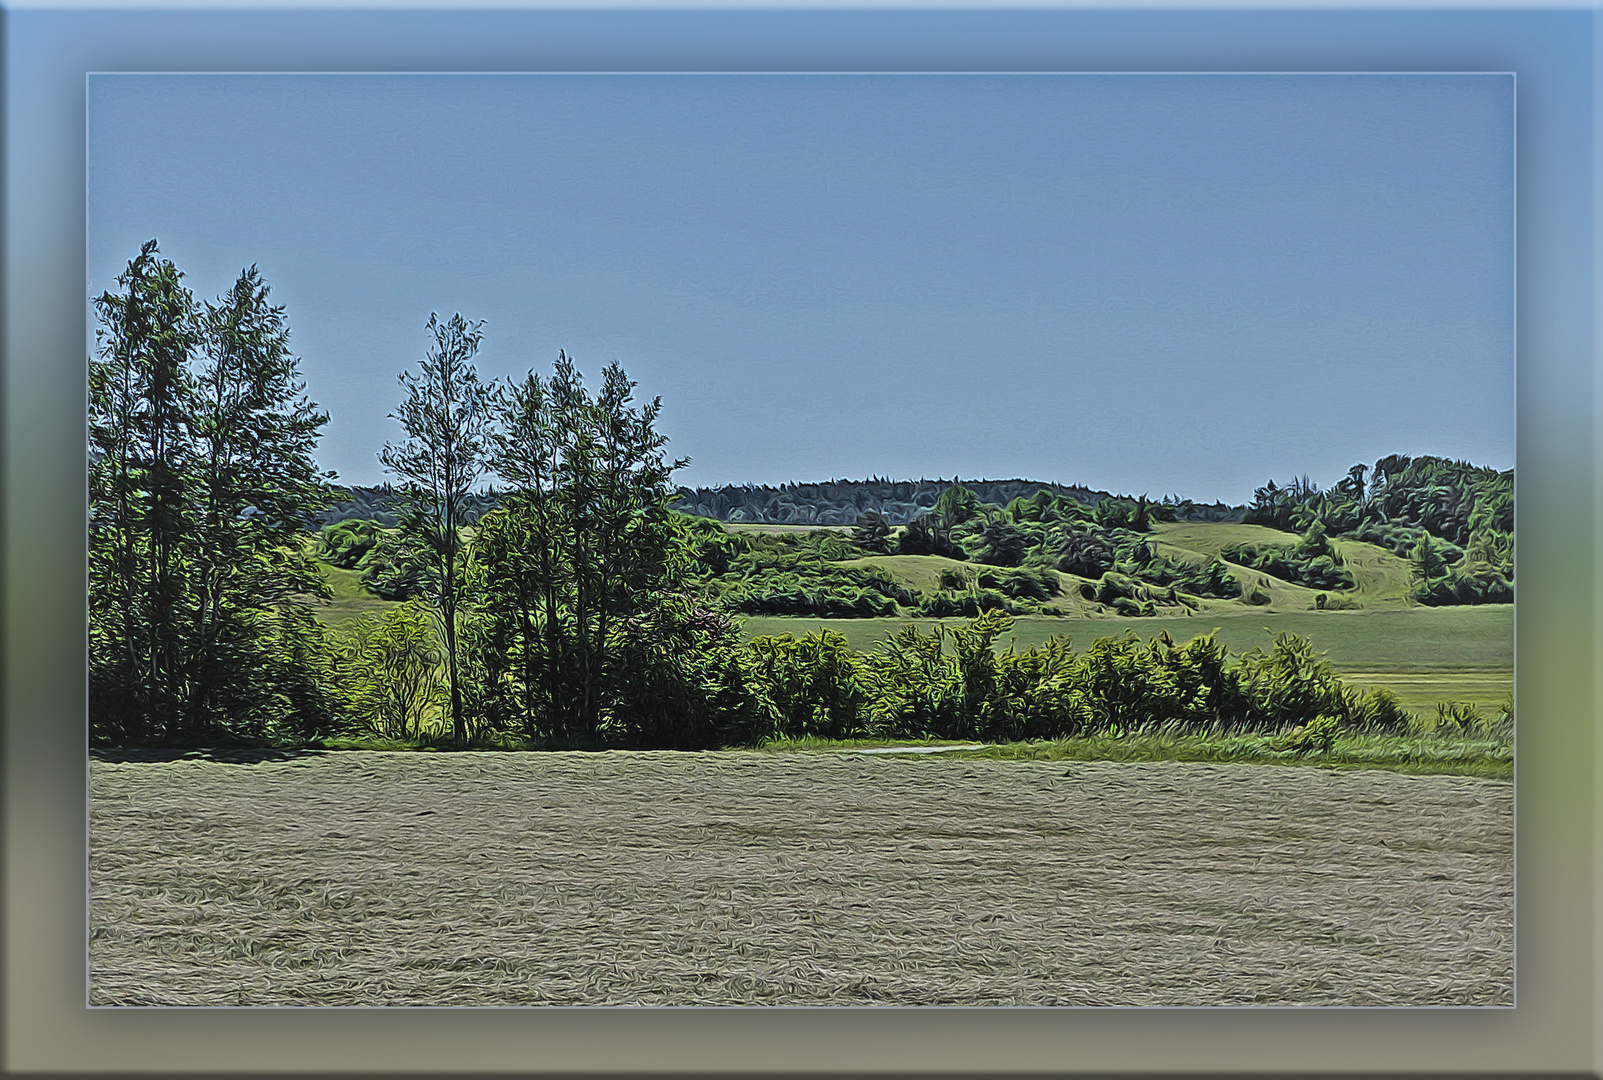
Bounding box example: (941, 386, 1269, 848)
(90, 242, 1507, 749)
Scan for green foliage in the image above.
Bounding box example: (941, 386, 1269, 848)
(1245, 455, 1511, 607)
(1345, 520, 1463, 563)
(604, 598, 760, 750)
(1052, 528, 1118, 578)
(930, 484, 981, 530)
(852, 511, 892, 554)
(1236, 632, 1376, 732)
(1094, 496, 1151, 532)
(379, 312, 495, 745)
(686, 526, 912, 618)
(735, 614, 1386, 748)
(334, 600, 446, 740)
(1222, 530, 1356, 591)
(89, 241, 333, 746)
(976, 566, 1059, 600)
(745, 629, 867, 740)
(895, 516, 966, 559)
(474, 354, 697, 746)
(359, 532, 428, 600)
(915, 589, 1021, 618)
(1114, 540, 1242, 600)
(1348, 687, 1411, 733)
(1409, 527, 1512, 606)
(964, 518, 1028, 567)
(1434, 700, 1486, 732)
(316, 519, 381, 569)
(1271, 714, 1340, 754)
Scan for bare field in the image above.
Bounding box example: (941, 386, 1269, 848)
(90, 751, 1512, 1007)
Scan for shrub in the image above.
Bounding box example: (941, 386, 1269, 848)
(977, 566, 1057, 600)
(360, 533, 428, 600)
(1434, 700, 1486, 733)
(1272, 713, 1340, 754)
(1238, 633, 1351, 731)
(336, 600, 444, 739)
(1345, 687, 1411, 732)
(1412, 566, 1513, 606)
(1054, 530, 1117, 578)
(1221, 540, 1355, 591)
(608, 599, 764, 749)
(317, 518, 382, 569)
(896, 516, 967, 560)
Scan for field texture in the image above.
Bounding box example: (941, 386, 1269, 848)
(90, 752, 1512, 1006)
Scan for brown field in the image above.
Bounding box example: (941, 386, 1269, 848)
(90, 751, 1512, 1007)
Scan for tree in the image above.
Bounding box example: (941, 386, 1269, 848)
(966, 518, 1028, 567)
(852, 510, 891, 553)
(1410, 532, 1448, 585)
(482, 353, 692, 745)
(931, 484, 980, 531)
(89, 240, 200, 742)
(89, 242, 334, 745)
(379, 313, 494, 746)
(185, 266, 333, 737)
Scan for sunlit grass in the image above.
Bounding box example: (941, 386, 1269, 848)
(756, 732, 1512, 780)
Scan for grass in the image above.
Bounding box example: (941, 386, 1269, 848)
(757, 732, 1512, 780)
(1341, 672, 1513, 715)
(738, 606, 1512, 671)
(312, 563, 398, 626)
(837, 553, 973, 594)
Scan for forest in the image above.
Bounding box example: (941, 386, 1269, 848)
(89, 244, 1513, 752)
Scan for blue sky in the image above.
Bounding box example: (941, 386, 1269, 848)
(88, 72, 1513, 504)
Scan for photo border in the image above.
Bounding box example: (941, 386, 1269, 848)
(7, 4, 1594, 1076)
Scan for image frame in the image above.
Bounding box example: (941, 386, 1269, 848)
(6, 2, 1596, 1076)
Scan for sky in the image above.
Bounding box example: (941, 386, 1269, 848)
(88, 72, 1513, 505)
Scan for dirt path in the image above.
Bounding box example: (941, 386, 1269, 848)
(89, 752, 1512, 1006)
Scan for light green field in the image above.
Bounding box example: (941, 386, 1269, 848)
(313, 563, 397, 626)
(738, 606, 1511, 670)
(1341, 672, 1513, 716)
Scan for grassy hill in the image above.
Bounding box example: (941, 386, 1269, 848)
(842, 520, 1417, 618)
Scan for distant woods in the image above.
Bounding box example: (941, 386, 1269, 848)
(674, 478, 1244, 528)
(90, 241, 1513, 749)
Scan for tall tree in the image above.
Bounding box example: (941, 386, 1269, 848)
(89, 242, 333, 745)
(89, 240, 200, 742)
(186, 266, 333, 737)
(482, 354, 688, 744)
(483, 366, 566, 739)
(380, 313, 493, 746)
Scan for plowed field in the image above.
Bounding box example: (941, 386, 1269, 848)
(89, 751, 1512, 1006)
